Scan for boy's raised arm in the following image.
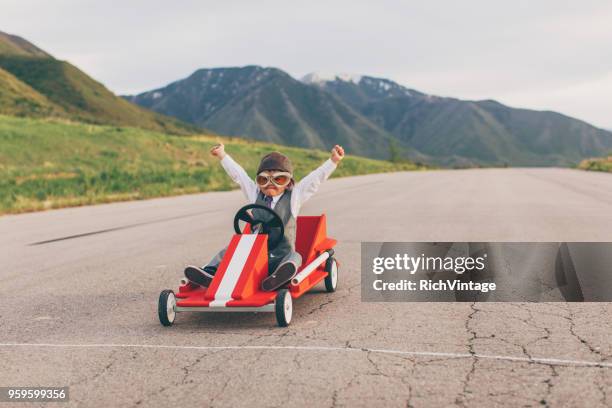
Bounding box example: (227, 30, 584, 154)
(211, 143, 258, 202)
(291, 145, 345, 217)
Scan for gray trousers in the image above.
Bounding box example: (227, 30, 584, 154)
(205, 247, 302, 276)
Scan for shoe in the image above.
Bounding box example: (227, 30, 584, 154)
(261, 262, 297, 292)
(184, 265, 216, 287)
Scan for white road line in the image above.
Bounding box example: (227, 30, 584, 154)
(0, 343, 610, 369)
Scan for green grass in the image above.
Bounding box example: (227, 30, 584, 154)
(578, 155, 612, 173)
(0, 115, 426, 214)
(0, 67, 61, 117)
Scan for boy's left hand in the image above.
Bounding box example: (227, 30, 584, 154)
(331, 145, 345, 164)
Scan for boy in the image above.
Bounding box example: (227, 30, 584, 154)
(184, 143, 345, 291)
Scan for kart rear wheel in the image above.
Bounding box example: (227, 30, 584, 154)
(324, 257, 338, 293)
(275, 289, 292, 327)
(158, 289, 176, 327)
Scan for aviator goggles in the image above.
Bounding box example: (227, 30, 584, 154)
(256, 171, 292, 187)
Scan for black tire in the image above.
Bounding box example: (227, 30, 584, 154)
(324, 257, 338, 293)
(275, 289, 293, 327)
(158, 289, 176, 327)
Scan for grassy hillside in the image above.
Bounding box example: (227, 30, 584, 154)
(0, 31, 50, 57)
(0, 30, 198, 134)
(0, 67, 62, 116)
(578, 155, 612, 173)
(0, 115, 425, 214)
(0, 55, 197, 134)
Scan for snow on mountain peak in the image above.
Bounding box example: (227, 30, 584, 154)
(301, 72, 362, 85)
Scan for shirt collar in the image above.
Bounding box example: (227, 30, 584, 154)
(259, 190, 284, 204)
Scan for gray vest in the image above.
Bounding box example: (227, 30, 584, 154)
(255, 190, 296, 257)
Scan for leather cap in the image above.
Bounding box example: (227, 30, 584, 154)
(257, 152, 294, 174)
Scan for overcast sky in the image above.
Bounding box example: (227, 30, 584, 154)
(2, 0, 611, 128)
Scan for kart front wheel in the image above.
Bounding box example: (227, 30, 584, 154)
(324, 257, 338, 293)
(158, 289, 176, 326)
(275, 289, 292, 327)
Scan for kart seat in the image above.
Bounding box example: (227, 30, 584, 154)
(295, 215, 331, 265)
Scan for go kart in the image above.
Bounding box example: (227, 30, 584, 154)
(158, 204, 339, 327)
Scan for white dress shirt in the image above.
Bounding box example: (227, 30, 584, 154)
(220, 155, 337, 218)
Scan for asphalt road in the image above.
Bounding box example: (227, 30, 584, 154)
(1, 168, 612, 407)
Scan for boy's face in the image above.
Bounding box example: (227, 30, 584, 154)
(262, 183, 286, 197)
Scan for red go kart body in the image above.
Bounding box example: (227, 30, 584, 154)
(160, 214, 338, 327)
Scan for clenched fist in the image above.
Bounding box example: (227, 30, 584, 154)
(331, 145, 345, 164)
(210, 143, 226, 159)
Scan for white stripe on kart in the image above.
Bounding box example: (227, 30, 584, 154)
(209, 234, 257, 307)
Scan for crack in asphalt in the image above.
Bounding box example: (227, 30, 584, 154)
(331, 368, 361, 407)
(365, 351, 388, 377)
(305, 282, 358, 316)
(400, 362, 416, 408)
(540, 365, 559, 408)
(523, 305, 564, 407)
(565, 305, 605, 358)
(68, 348, 119, 388)
(514, 304, 559, 407)
(131, 335, 267, 407)
(455, 302, 479, 407)
(210, 375, 232, 408)
(180, 351, 211, 385)
(131, 350, 218, 407)
(331, 389, 338, 407)
(453, 303, 587, 407)
(446, 302, 612, 407)
(564, 304, 608, 406)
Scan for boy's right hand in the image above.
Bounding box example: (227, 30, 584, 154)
(210, 143, 226, 159)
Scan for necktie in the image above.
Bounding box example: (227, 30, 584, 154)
(264, 195, 273, 208)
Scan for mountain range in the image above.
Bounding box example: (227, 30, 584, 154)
(125, 67, 394, 159)
(0, 31, 195, 134)
(1, 29, 610, 167)
(126, 67, 612, 166)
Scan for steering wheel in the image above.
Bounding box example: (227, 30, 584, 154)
(233, 204, 284, 249)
